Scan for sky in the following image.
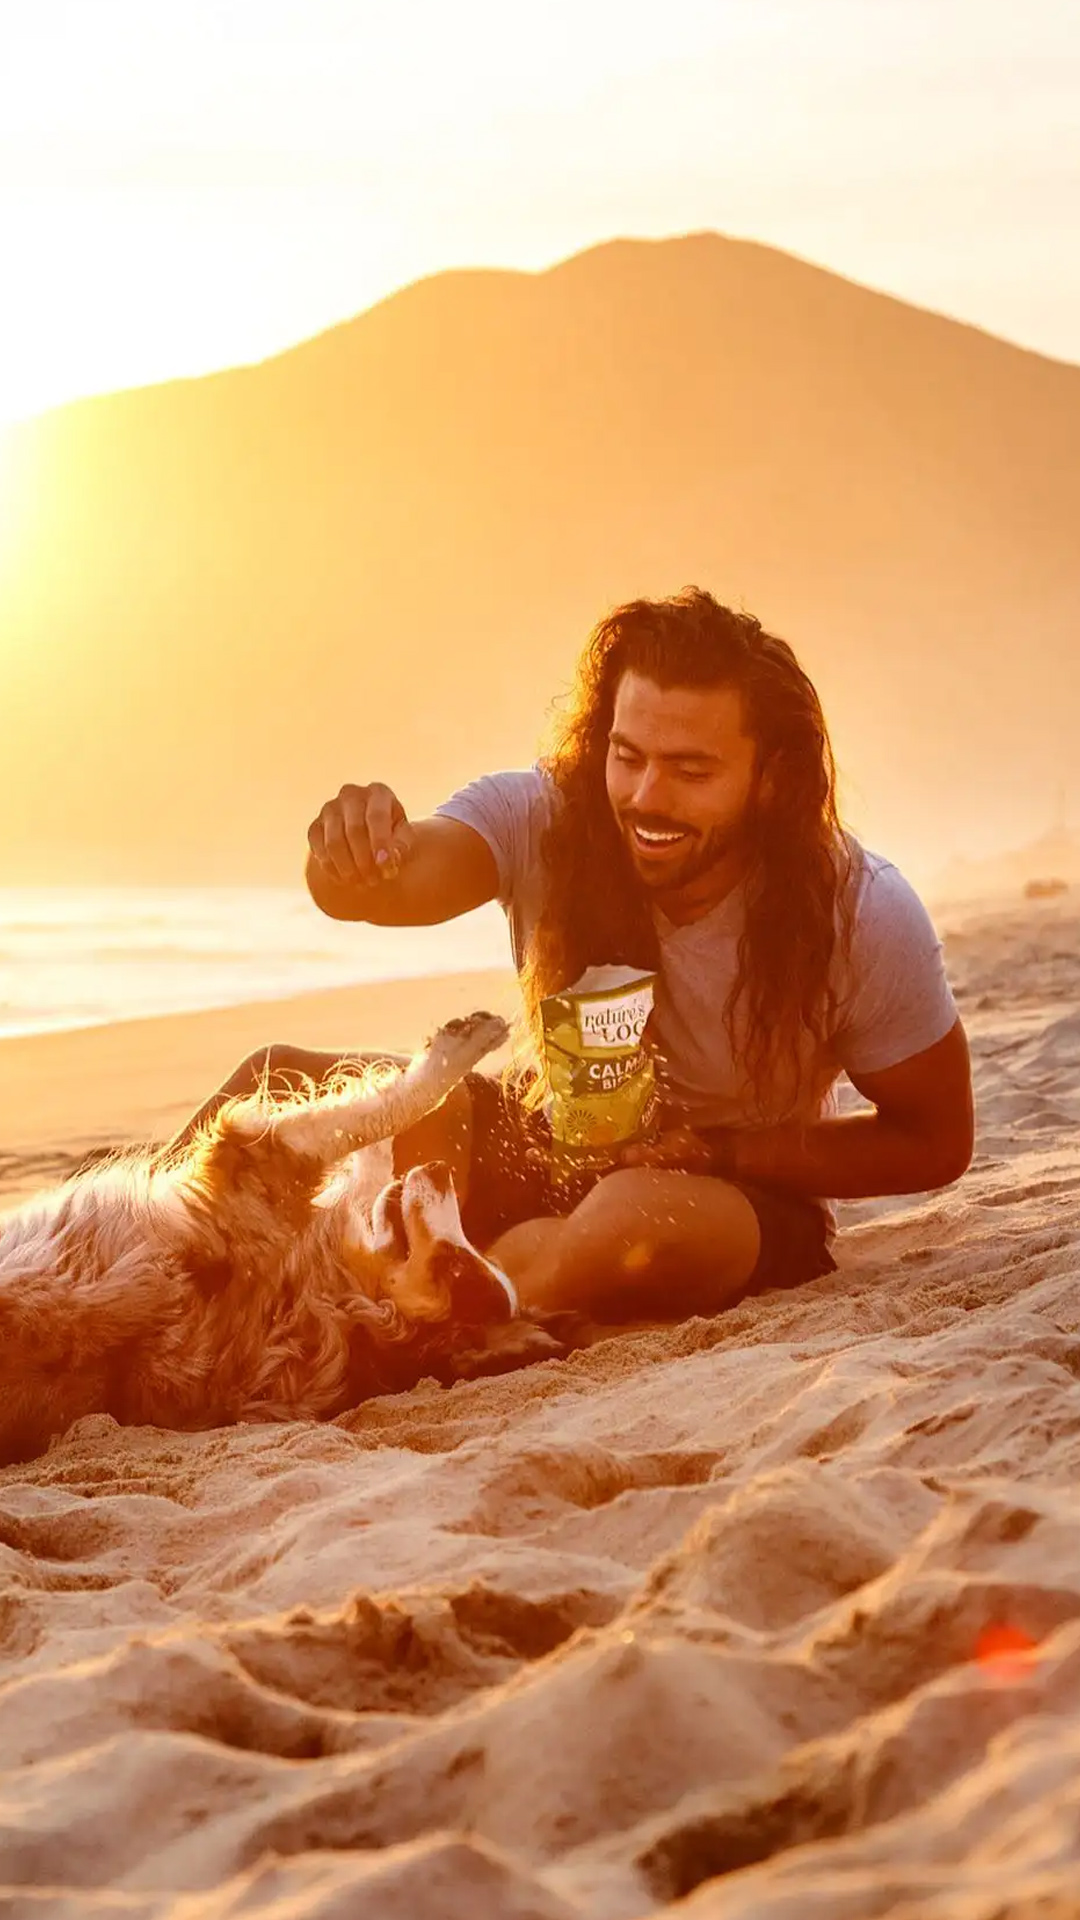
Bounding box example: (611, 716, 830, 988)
(0, 0, 1077, 428)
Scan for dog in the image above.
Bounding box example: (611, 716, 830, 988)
(0, 1011, 562, 1466)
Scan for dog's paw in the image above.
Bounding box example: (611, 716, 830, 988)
(523, 1308, 593, 1345)
(429, 1010, 509, 1066)
(441, 1319, 565, 1382)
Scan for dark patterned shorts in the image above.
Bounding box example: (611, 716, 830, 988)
(459, 1072, 838, 1297)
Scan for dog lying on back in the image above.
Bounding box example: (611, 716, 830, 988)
(0, 1011, 560, 1466)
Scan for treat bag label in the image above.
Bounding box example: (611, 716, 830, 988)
(574, 983, 654, 1053)
(540, 967, 659, 1166)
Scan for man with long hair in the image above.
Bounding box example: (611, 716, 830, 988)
(191, 589, 973, 1319)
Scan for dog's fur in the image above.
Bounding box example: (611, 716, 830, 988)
(0, 1011, 560, 1466)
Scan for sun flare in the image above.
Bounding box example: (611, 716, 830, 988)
(0, 429, 23, 571)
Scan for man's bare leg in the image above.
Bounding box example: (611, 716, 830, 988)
(162, 1043, 475, 1193)
(487, 1168, 762, 1321)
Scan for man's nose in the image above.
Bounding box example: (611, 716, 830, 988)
(630, 761, 672, 815)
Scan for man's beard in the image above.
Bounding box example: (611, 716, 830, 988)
(617, 810, 746, 892)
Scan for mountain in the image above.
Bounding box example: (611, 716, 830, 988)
(0, 232, 1077, 885)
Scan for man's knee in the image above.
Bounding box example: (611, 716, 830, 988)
(244, 1042, 276, 1083)
(556, 1170, 672, 1284)
(226, 1042, 323, 1097)
(557, 1168, 761, 1308)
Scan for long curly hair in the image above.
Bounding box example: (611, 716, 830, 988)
(519, 587, 855, 1119)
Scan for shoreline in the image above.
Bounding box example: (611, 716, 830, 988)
(0, 965, 517, 1208)
(0, 954, 511, 1048)
(1, 889, 1067, 1210)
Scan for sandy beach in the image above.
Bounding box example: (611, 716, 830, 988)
(0, 967, 517, 1211)
(1, 898, 1080, 1916)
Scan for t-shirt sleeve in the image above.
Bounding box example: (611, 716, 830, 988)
(834, 859, 959, 1078)
(434, 768, 551, 906)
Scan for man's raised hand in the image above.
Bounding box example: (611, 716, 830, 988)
(306, 785, 498, 926)
(307, 782, 417, 888)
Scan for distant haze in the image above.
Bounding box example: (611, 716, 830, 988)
(0, 234, 1077, 890)
(2, 0, 1078, 427)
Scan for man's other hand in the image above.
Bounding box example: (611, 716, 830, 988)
(620, 1126, 717, 1173)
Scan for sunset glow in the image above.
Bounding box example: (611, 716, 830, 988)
(0, 7, 1079, 1900)
(0, 429, 30, 578)
(0, 0, 1077, 427)
(0, 0, 1077, 892)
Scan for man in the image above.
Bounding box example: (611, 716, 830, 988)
(188, 589, 973, 1320)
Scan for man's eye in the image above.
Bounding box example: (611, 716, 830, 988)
(676, 768, 712, 783)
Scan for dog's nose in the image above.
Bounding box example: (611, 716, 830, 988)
(439, 1243, 516, 1324)
(419, 1159, 454, 1201)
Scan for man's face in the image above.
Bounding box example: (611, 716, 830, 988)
(605, 670, 760, 892)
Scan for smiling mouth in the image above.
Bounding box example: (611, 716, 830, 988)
(627, 822, 691, 853)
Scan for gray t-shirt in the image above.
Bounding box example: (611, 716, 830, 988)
(437, 767, 958, 1129)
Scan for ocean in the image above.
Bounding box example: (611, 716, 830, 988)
(0, 888, 510, 1041)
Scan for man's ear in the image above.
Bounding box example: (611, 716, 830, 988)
(755, 755, 779, 811)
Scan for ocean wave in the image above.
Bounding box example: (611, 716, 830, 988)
(1, 946, 368, 966)
(0, 887, 508, 1040)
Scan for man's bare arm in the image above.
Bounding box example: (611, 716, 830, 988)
(721, 1021, 975, 1198)
(627, 1022, 975, 1199)
(305, 783, 499, 926)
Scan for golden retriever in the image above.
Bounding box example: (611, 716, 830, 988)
(0, 1011, 557, 1465)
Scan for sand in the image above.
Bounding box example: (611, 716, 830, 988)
(0, 967, 517, 1210)
(1, 901, 1079, 1917)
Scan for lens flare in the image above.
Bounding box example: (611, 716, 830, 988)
(974, 1622, 1039, 1681)
(622, 1239, 654, 1272)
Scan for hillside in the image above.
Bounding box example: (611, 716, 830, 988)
(1, 232, 1077, 883)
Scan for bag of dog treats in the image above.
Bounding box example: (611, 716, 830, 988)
(540, 965, 658, 1179)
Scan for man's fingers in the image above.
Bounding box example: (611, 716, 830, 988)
(621, 1129, 711, 1172)
(620, 1141, 677, 1167)
(620, 1143, 651, 1166)
(365, 784, 398, 869)
(340, 790, 379, 883)
(307, 817, 328, 867)
(320, 804, 367, 883)
(380, 818, 417, 881)
(308, 783, 411, 888)
(309, 789, 374, 885)
(309, 806, 352, 882)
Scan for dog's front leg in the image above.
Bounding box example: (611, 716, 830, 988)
(264, 1012, 508, 1170)
(431, 1317, 567, 1384)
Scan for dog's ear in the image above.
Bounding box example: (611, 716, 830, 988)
(427, 1240, 516, 1325)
